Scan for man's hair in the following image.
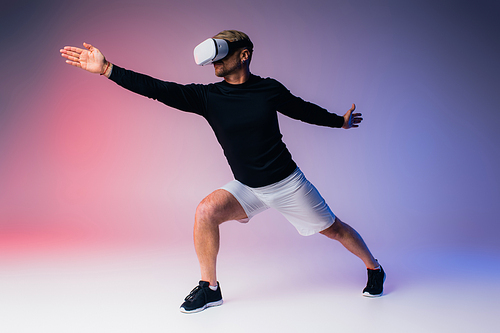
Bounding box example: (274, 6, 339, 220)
(213, 30, 253, 63)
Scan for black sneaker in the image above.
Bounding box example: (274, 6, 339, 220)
(180, 281, 223, 313)
(363, 265, 386, 297)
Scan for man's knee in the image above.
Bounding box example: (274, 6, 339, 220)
(195, 198, 220, 225)
(195, 190, 234, 225)
(195, 189, 248, 226)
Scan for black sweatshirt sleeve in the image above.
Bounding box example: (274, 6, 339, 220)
(108, 65, 207, 116)
(274, 81, 344, 128)
(278, 96, 345, 128)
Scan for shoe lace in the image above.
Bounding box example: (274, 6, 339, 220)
(184, 286, 203, 301)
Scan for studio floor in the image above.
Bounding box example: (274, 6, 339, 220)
(0, 242, 498, 333)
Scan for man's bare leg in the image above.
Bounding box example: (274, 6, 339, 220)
(194, 189, 247, 286)
(320, 217, 379, 269)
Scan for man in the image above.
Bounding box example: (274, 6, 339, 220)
(60, 30, 385, 314)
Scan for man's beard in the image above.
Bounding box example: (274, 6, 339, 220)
(214, 60, 241, 77)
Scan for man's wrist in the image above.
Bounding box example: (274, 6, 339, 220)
(341, 115, 348, 129)
(101, 61, 113, 78)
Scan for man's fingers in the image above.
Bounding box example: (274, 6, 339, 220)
(60, 48, 83, 61)
(64, 50, 80, 57)
(60, 47, 82, 67)
(342, 104, 362, 129)
(60, 52, 79, 61)
(60, 51, 82, 65)
(67, 55, 81, 62)
(65, 60, 82, 68)
(83, 42, 94, 51)
(62, 46, 83, 54)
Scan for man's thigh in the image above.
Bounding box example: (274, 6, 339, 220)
(219, 180, 270, 222)
(260, 169, 335, 236)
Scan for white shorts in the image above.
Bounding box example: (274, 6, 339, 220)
(220, 168, 335, 236)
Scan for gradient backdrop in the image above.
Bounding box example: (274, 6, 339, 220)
(1, 0, 499, 273)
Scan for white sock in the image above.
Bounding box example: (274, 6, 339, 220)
(209, 284, 218, 291)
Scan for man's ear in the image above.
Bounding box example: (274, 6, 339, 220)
(240, 49, 250, 63)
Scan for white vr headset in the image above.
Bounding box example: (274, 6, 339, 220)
(194, 38, 252, 66)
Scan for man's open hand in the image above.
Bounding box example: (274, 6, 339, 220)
(342, 103, 363, 129)
(60, 42, 106, 74)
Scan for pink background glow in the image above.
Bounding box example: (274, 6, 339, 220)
(1, 0, 499, 261)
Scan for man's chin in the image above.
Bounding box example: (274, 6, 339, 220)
(214, 70, 226, 77)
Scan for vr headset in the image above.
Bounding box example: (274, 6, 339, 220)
(194, 38, 253, 66)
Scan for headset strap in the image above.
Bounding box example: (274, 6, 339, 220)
(227, 39, 253, 53)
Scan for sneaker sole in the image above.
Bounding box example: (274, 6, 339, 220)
(179, 299, 223, 314)
(362, 291, 383, 297)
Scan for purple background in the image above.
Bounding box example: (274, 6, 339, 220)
(1, 0, 499, 261)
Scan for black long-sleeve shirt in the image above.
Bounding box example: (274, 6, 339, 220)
(109, 65, 344, 187)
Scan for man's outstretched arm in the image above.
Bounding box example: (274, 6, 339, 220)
(60, 42, 206, 115)
(60, 42, 113, 77)
(279, 97, 363, 130)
